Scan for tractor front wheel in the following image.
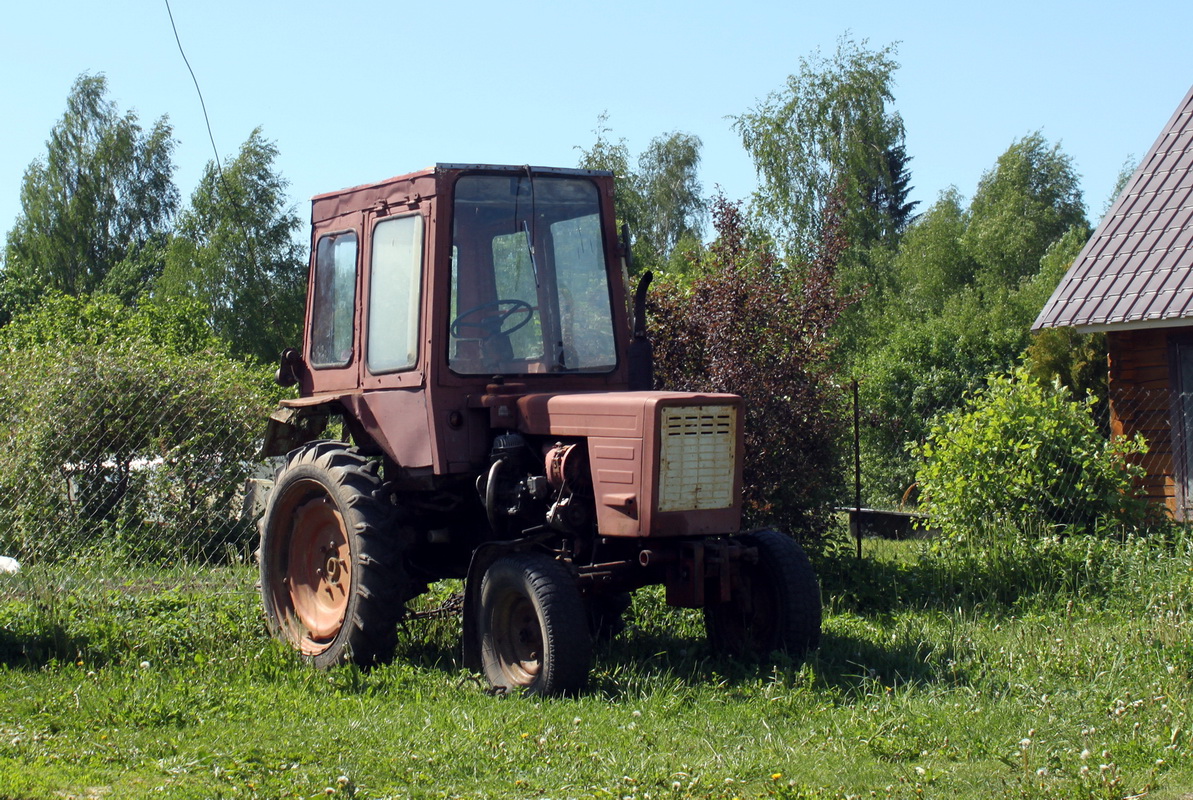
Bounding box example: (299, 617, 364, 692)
(258, 442, 406, 668)
(704, 530, 822, 659)
(478, 553, 591, 695)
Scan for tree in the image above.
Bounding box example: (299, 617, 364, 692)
(577, 116, 706, 274)
(1024, 225, 1105, 405)
(889, 188, 977, 317)
(650, 194, 854, 548)
(637, 132, 706, 266)
(734, 35, 910, 257)
(577, 112, 644, 251)
(872, 143, 918, 239)
(2, 74, 178, 311)
(1101, 156, 1139, 217)
(962, 132, 1087, 287)
(848, 135, 1092, 505)
(160, 129, 305, 363)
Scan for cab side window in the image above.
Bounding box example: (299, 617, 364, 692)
(310, 232, 358, 368)
(368, 215, 424, 373)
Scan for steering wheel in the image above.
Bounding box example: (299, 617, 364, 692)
(450, 299, 534, 340)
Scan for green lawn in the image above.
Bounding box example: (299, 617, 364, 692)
(1, 533, 1190, 799)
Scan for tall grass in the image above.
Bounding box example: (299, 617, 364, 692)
(1, 529, 1191, 799)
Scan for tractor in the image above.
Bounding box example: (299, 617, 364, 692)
(258, 164, 821, 695)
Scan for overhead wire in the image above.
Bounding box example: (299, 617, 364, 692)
(163, 0, 267, 324)
(163, 0, 223, 175)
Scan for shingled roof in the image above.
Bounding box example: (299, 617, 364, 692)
(1034, 85, 1193, 332)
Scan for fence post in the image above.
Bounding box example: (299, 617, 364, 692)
(853, 378, 862, 560)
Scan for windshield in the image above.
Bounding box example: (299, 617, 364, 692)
(449, 174, 617, 375)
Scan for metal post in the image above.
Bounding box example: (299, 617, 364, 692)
(853, 379, 862, 560)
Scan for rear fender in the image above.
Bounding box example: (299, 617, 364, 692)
(259, 406, 330, 458)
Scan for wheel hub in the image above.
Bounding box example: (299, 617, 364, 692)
(498, 596, 543, 681)
(285, 493, 352, 646)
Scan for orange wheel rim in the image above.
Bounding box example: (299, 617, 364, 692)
(267, 479, 351, 655)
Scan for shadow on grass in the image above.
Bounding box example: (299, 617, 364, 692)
(388, 600, 968, 701)
(0, 618, 86, 668)
(815, 537, 1130, 618)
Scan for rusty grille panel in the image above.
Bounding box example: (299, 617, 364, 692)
(657, 405, 736, 512)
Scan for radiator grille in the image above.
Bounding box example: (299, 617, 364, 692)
(657, 405, 737, 512)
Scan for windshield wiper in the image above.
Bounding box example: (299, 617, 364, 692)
(521, 220, 540, 288)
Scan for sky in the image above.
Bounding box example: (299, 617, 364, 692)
(2, 0, 1191, 246)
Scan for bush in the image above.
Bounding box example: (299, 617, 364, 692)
(913, 368, 1149, 540)
(0, 294, 276, 564)
(650, 195, 853, 550)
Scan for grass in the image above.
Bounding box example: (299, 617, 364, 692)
(0, 531, 1191, 799)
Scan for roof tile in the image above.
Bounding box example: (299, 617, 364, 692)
(1035, 84, 1193, 330)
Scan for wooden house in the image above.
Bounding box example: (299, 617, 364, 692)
(1034, 85, 1193, 519)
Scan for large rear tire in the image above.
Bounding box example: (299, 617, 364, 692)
(704, 530, 821, 659)
(258, 442, 407, 668)
(478, 553, 591, 696)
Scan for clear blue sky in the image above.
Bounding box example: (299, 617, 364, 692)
(2, 0, 1191, 245)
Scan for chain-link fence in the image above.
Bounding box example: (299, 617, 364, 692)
(846, 373, 1180, 538)
(1, 341, 1182, 607)
(0, 340, 274, 602)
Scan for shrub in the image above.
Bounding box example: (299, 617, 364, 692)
(913, 367, 1149, 540)
(650, 195, 853, 550)
(0, 294, 276, 564)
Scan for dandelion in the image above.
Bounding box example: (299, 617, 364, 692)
(139, 661, 151, 669)
(771, 773, 782, 781)
(1080, 749, 1091, 759)
(631, 710, 642, 717)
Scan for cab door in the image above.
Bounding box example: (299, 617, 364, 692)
(361, 208, 428, 389)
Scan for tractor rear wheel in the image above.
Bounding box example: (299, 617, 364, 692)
(478, 553, 591, 695)
(258, 442, 407, 668)
(704, 530, 821, 659)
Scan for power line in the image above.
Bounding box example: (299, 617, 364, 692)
(163, 0, 223, 175)
(162, 0, 273, 348)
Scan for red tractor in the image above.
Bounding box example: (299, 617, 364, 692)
(258, 164, 821, 695)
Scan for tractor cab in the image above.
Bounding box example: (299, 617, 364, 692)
(274, 164, 636, 474)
